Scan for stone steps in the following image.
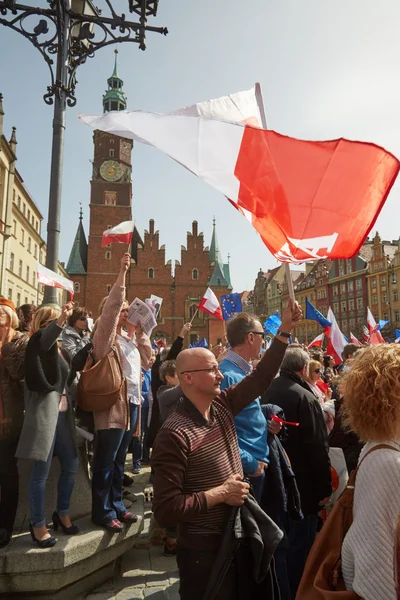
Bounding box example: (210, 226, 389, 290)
(0, 492, 144, 598)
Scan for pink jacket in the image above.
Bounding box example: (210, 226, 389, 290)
(92, 284, 152, 431)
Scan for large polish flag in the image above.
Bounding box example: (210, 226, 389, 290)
(199, 288, 223, 321)
(37, 263, 74, 296)
(308, 333, 324, 349)
(102, 221, 134, 247)
(79, 89, 400, 264)
(325, 308, 348, 365)
(366, 307, 386, 344)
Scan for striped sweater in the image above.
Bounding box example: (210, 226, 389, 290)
(151, 338, 287, 550)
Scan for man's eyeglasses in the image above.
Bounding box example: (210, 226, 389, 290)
(180, 366, 221, 375)
(249, 331, 265, 339)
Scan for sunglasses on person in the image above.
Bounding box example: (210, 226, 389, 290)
(249, 331, 265, 339)
(314, 368, 321, 374)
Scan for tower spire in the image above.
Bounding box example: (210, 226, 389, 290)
(209, 217, 220, 265)
(103, 50, 127, 113)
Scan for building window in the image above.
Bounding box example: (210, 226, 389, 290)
(28, 237, 31, 253)
(34, 244, 38, 259)
(74, 282, 80, 293)
(383, 312, 389, 321)
(192, 268, 199, 280)
(189, 304, 198, 320)
(27, 209, 30, 222)
(17, 293, 21, 307)
(148, 267, 154, 279)
(17, 196, 21, 209)
(372, 294, 377, 304)
(110, 139, 114, 144)
(333, 302, 339, 313)
(356, 297, 363, 309)
(395, 311, 400, 322)
(18, 260, 22, 278)
(32, 272, 36, 286)
(317, 290, 322, 299)
(349, 317, 356, 329)
(105, 251, 111, 259)
(109, 149, 115, 158)
(23, 203, 26, 215)
(382, 294, 388, 304)
(379, 262, 384, 270)
(381, 276, 386, 286)
(348, 280, 354, 292)
(371, 278, 376, 288)
(341, 301, 347, 312)
(346, 259, 352, 274)
(26, 266, 30, 282)
(106, 284, 111, 294)
(13, 220, 16, 237)
(333, 285, 338, 296)
(340, 283, 346, 294)
(339, 261, 345, 277)
(394, 291, 399, 301)
(20, 230, 24, 245)
(8, 288, 12, 301)
(349, 299, 355, 310)
(25, 297, 28, 305)
(9, 253, 14, 272)
(356, 278, 362, 290)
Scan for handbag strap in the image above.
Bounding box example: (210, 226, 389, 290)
(349, 443, 400, 488)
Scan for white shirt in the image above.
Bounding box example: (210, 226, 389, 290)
(342, 440, 400, 600)
(117, 334, 141, 405)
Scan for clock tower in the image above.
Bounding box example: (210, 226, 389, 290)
(83, 50, 142, 311)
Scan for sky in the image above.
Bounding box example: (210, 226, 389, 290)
(2, 0, 400, 292)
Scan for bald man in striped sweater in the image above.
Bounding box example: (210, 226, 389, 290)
(151, 300, 301, 600)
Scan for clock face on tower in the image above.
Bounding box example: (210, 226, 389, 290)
(100, 160, 123, 182)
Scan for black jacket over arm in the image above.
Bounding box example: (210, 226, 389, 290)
(262, 370, 332, 515)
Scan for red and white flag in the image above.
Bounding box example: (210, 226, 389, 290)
(366, 307, 385, 344)
(102, 221, 134, 247)
(350, 332, 361, 345)
(79, 87, 399, 264)
(308, 333, 324, 348)
(199, 288, 223, 321)
(37, 263, 74, 296)
(325, 308, 348, 365)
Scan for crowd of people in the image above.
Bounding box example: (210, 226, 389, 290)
(0, 253, 399, 600)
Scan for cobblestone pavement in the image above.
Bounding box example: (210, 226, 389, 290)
(85, 545, 179, 600)
(85, 466, 180, 600)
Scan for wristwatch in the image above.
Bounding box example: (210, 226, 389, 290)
(277, 330, 291, 338)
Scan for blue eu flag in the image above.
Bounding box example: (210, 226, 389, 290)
(221, 293, 243, 320)
(305, 299, 332, 329)
(263, 312, 282, 336)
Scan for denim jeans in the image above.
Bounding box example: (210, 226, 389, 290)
(91, 404, 138, 524)
(130, 404, 141, 471)
(29, 411, 79, 528)
(249, 470, 266, 504)
(286, 513, 318, 599)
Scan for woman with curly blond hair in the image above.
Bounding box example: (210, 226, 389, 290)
(341, 344, 400, 600)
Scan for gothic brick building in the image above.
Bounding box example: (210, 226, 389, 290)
(66, 52, 232, 346)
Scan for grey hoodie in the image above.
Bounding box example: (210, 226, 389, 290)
(157, 384, 183, 422)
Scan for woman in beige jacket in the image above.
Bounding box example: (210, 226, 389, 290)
(91, 254, 152, 532)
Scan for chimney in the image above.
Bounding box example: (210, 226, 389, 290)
(149, 219, 155, 235)
(0, 94, 4, 138)
(9, 126, 17, 155)
(192, 220, 198, 236)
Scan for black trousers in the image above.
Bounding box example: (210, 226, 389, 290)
(177, 545, 237, 600)
(0, 440, 19, 536)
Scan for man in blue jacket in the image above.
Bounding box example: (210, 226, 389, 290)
(219, 313, 282, 502)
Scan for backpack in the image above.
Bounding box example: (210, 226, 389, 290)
(296, 443, 400, 599)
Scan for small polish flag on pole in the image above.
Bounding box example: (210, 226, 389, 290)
(199, 288, 223, 321)
(102, 220, 134, 247)
(350, 332, 361, 345)
(37, 263, 74, 298)
(308, 333, 324, 349)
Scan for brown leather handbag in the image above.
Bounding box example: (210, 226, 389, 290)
(77, 346, 125, 412)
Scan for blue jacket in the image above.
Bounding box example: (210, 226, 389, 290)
(141, 368, 152, 408)
(219, 357, 269, 475)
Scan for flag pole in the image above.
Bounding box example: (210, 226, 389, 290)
(190, 307, 199, 324)
(255, 83, 295, 301)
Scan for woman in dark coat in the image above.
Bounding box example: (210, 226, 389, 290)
(16, 301, 79, 548)
(0, 298, 28, 549)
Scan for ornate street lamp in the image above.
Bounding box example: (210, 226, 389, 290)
(0, 0, 168, 303)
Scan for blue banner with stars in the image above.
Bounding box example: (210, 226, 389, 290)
(221, 293, 243, 320)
